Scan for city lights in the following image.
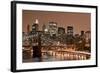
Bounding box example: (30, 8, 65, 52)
(22, 19, 91, 62)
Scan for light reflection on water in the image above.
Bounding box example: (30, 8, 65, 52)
(23, 52, 90, 63)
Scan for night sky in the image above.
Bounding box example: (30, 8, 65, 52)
(22, 10, 91, 35)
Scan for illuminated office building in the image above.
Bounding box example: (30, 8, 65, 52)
(48, 22, 58, 37)
(32, 19, 39, 34)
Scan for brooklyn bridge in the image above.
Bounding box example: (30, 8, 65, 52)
(23, 45, 90, 62)
(22, 19, 91, 62)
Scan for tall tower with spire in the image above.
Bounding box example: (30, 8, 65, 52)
(32, 19, 42, 59)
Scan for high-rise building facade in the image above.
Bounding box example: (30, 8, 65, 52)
(67, 26, 73, 36)
(66, 26, 74, 45)
(42, 24, 49, 34)
(58, 27, 65, 35)
(32, 19, 39, 34)
(48, 22, 58, 37)
(85, 31, 91, 48)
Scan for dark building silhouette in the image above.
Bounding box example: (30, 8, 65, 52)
(58, 27, 65, 34)
(81, 31, 84, 36)
(32, 33, 42, 61)
(85, 31, 91, 52)
(67, 26, 73, 36)
(66, 26, 74, 45)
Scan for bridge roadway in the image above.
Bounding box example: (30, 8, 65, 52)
(42, 49, 90, 60)
(23, 45, 91, 61)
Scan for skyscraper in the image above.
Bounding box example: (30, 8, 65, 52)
(85, 31, 91, 40)
(85, 31, 91, 48)
(81, 31, 84, 36)
(67, 26, 73, 36)
(58, 27, 65, 35)
(48, 22, 58, 37)
(66, 26, 74, 45)
(42, 24, 49, 34)
(32, 19, 39, 34)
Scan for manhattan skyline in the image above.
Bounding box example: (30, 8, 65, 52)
(22, 10, 91, 35)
